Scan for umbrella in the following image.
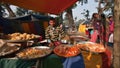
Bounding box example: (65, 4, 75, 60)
(1, 0, 77, 14)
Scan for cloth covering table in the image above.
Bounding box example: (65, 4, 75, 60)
(0, 58, 36, 68)
(0, 54, 85, 68)
(81, 51, 102, 68)
(63, 54, 85, 68)
(0, 49, 111, 68)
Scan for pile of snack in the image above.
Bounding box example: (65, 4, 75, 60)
(54, 44, 81, 57)
(17, 47, 52, 59)
(54, 42, 106, 57)
(77, 42, 106, 53)
(8, 33, 39, 40)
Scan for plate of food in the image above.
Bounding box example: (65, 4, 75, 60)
(16, 46, 52, 60)
(77, 42, 106, 53)
(70, 35, 89, 41)
(4, 33, 40, 43)
(54, 44, 81, 57)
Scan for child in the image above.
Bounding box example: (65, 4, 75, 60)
(108, 33, 113, 47)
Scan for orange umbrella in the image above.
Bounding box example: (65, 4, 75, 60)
(1, 0, 77, 14)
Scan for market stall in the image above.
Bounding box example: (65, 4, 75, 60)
(0, 46, 111, 68)
(0, 0, 112, 68)
(0, 32, 111, 68)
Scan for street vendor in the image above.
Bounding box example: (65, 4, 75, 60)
(45, 17, 65, 46)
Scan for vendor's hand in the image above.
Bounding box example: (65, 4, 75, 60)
(54, 41, 61, 46)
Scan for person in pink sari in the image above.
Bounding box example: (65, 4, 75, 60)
(108, 16, 114, 47)
(90, 13, 102, 43)
(108, 16, 114, 34)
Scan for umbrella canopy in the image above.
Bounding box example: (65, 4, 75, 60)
(1, 0, 77, 15)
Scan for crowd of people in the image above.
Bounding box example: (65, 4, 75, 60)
(89, 13, 114, 47)
(43, 13, 114, 48)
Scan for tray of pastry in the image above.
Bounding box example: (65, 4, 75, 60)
(16, 46, 52, 60)
(4, 33, 40, 43)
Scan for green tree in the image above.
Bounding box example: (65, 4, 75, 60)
(95, 0, 114, 15)
(65, 0, 88, 26)
(81, 9, 90, 20)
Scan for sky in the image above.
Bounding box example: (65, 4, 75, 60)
(51, 0, 99, 21)
(72, 0, 98, 21)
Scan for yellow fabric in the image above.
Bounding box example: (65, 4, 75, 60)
(87, 52, 92, 60)
(78, 24, 86, 33)
(82, 51, 102, 68)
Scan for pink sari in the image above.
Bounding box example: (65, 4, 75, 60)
(90, 30, 98, 42)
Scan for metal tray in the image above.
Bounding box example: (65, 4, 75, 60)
(16, 46, 52, 60)
(0, 43, 20, 57)
(4, 35, 40, 43)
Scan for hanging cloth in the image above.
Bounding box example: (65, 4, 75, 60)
(28, 22, 37, 34)
(21, 22, 31, 33)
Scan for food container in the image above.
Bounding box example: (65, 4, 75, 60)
(61, 40, 69, 44)
(16, 46, 52, 60)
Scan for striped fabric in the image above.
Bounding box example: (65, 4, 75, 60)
(28, 22, 37, 34)
(21, 22, 31, 33)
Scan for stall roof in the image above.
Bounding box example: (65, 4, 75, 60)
(1, 0, 77, 15)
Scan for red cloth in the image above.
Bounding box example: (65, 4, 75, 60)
(101, 48, 112, 68)
(86, 30, 89, 35)
(109, 22, 114, 33)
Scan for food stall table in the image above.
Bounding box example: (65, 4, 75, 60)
(81, 51, 102, 68)
(0, 43, 111, 68)
(0, 54, 63, 68)
(43, 54, 63, 68)
(63, 54, 85, 68)
(0, 57, 36, 68)
(0, 54, 85, 68)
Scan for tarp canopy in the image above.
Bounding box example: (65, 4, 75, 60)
(0, 14, 49, 36)
(1, 0, 77, 15)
